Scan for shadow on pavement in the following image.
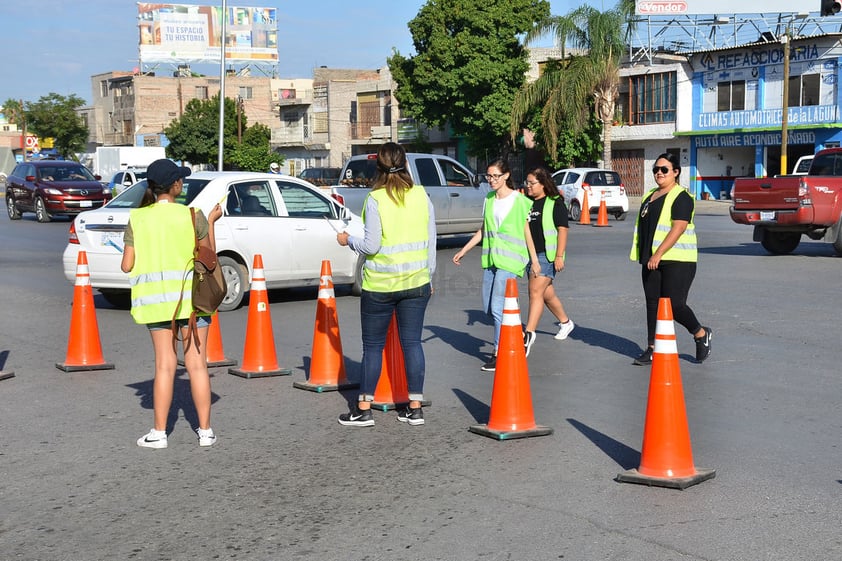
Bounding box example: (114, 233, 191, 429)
(126, 370, 221, 434)
(452, 387, 490, 424)
(567, 418, 640, 470)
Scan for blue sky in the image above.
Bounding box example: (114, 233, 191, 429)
(0, 0, 591, 106)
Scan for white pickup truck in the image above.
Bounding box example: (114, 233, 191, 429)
(325, 153, 491, 235)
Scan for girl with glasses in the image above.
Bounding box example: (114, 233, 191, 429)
(453, 159, 540, 372)
(630, 152, 712, 365)
(522, 167, 574, 358)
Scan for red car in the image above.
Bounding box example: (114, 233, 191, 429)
(6, 160, 111, 222)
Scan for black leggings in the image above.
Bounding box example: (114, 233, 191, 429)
(641, 261, 701, 346)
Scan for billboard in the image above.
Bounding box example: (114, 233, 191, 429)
(635, 0, 809, 15)
(137, 3, 278, 64)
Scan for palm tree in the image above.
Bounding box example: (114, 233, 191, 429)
(511, 1, 635, 169)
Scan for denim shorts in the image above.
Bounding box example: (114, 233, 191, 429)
(527, 255, 557, 279)
(146, 315, 211, 331)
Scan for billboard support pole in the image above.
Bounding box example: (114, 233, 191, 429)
(217, 0, 228, 172)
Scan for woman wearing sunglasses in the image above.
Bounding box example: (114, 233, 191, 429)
(630, 152, 712, 365)
(453, 158, 539, 372)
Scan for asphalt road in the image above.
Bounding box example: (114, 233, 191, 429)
(1, 200, 841, 561)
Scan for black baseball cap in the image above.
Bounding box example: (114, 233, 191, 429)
(147, 159, 191, 187)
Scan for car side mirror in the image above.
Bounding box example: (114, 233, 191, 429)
(339, 206, 352, 221)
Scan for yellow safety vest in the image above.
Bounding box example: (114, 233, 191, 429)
(128, 203, 196, 324)
(481, 192, 532, 276)
(541, 197, 560, 261)
(630, 186, 697, 262)
(362, 186, 430, 292)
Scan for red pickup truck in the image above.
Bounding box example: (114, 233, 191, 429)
(730, 148, 842, 255)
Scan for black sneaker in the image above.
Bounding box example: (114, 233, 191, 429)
(480, 357, 496, 372)
(338, 406, 374, 427)
(695, 326, 712, 363)
(523, 330, 536, 357)
(633, 347, 654, 365)
(397, 406, 425, 426)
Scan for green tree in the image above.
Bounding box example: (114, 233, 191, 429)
(24, 93, 89, 158)
(511, 0, 635, 169)
(228, 122, 280, 172)
(389, 0, 551, 157)
(1, 99, 24, 126)
(164, 94, 242, 167)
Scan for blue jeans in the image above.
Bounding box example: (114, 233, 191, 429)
(482, 267, 518, 351)
(359, 283, 431, 402)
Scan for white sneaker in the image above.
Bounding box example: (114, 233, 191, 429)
(137, 429, 167, 449)
(554, 320, 575, 340)
(197, 428, 217, 447)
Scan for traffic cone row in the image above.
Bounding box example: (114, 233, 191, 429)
(469, 278, 552, 440)
(294, 260, 357, 392)
(229, 254, 291, 378)
(57, 251, 114, 372)
(616, 297, 716, 489)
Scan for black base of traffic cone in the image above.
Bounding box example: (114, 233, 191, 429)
(371, 398, 432, 412)
(293, 379, 359, 393)
(228, 366, 292, 378)
(616, 467, 716, 490)
(468, 424, 553, 441)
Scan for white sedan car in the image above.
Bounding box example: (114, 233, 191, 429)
(62, 171, 365, 311)
(552, 168, 629, 221)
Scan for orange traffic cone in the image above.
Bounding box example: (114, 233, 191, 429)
(229, 254, 291, 378)
(56, 251, 114, 372)
(593, 192, 610, 227)
(371, 312, 409, 410)
(469, 278, 552, 440)
(177, 312, 237, 368)
(578, 189, 591, 225)
(616, 298, 715, 489)
(294, 260, 357, 392)
(206, 312, 237, 367)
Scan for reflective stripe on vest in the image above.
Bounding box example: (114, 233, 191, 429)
(128, 203, 196, 324)
(362, 186, 430, 292)
(542, 197, 558, 261)
(480, 192, 531, 276)
(630, 186, 697, 263)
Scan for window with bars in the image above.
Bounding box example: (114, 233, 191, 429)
(195, 86, 208, 100)
(238, 86, 253, 100)
(630, 72, 676, 124)
(788, 74, 820, 107)
(717, 80, 746, 111)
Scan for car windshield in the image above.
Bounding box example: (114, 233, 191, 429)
(341, 159, 377, 186)
(39, 165, 96, 181)
(106, 178, 211, 208)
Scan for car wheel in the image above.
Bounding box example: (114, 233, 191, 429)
(6, 195, 21, 220)
(218, 255, 247, 312)
(569, 200, 581, 222)
(614, 211, 627, 221)
(832, 216, 842, 256)
(350, 254, 365, 296)
(35, 197, 51, 223)
(99, 289, 131, 309)
(760, 229, 800, 255)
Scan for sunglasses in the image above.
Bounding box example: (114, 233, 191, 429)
(652, 166, 673, 175)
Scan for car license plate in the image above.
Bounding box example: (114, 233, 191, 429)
(101, 232, 123, 247)
(80, 200, 92, 208)
(760, 211, 775, 221)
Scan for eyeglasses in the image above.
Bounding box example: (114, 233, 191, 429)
(486, 173, 506, 181)
(652, 166, 673, 175)
(525, 180, 540, 186)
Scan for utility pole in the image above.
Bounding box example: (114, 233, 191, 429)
(20, 99, 27, 162)
(780, 26, 791, 176)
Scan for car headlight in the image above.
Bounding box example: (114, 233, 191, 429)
(43, 188, 62, 195)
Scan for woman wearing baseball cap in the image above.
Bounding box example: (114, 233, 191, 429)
(121, 159, 223, 449)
